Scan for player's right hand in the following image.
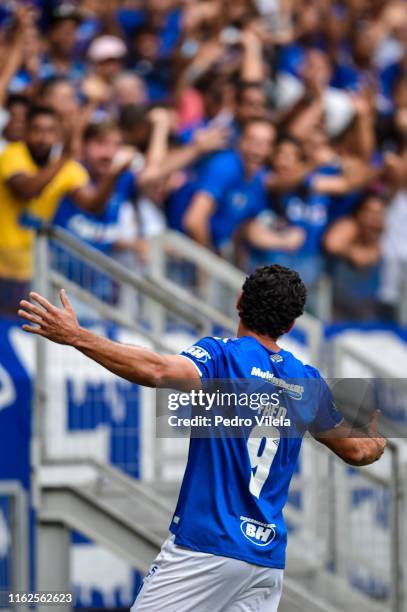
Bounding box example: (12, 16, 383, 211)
(18, 289, 81, 346)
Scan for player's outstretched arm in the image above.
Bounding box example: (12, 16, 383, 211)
(18, 290, 200, 388)
(313, 411, 387, 467)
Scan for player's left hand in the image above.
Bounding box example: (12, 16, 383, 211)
(367, 410, 387, 461)
(18, 289, 80, 345)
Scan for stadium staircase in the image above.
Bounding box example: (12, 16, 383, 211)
(37, 460, 385, 612)
(32, 225, 406, 612)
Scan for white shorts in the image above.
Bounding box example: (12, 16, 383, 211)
(131, 535, 284, 612)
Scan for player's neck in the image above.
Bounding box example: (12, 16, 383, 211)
(237, 323, 282, 353)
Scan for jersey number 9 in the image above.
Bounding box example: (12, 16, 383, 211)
(247, 426, 281, 498)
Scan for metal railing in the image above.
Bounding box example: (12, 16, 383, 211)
(291, 436, 403, 611)
(148, 230, 324, 369)
(0, 482, 29, 611)
(331, 337, 407, 611)
(33, 225, 242, 429)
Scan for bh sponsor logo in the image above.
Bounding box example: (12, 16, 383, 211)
(240, 516, 276, 547)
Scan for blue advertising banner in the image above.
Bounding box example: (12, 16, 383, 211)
(0, 318, 142, 608)
(0, 320, 32, 489)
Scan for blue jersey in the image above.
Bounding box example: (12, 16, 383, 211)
(170, 335, 343, 568)
(278, 176, 330, 256)
(248, 174, 330, 286)
(167, 150, 268, 248)
(118, 8, 182, 58)
(53, 170, 137, 254)
(52, 170, 137, 304)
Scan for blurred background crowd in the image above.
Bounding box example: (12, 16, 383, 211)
(0, 0, 406, 323)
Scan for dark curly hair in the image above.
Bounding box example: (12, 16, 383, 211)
(238, 265, 307, 339)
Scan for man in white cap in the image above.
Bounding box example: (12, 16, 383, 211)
(88, 35, 128, 85)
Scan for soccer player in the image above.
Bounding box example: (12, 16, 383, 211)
(18, 265, 386, 612)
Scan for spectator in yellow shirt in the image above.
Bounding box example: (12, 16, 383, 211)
(0, 105, 132, 314)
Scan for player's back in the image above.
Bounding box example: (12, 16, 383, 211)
(169, 336, 342, 568)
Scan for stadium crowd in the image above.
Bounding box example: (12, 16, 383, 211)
(0, 0, 406, 322)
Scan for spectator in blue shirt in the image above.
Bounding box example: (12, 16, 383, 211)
(244, 136, 331, 291)
(55, 111, 230, 255)
(129, 24, 171, 103)
(323, 193, 386, 321)
(39, 5, 85, 83)
(301, 124, 377, 223)
(117, 0, 182, 59)
(52, 120, 138, 256)
(180, 118, 275, 252)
